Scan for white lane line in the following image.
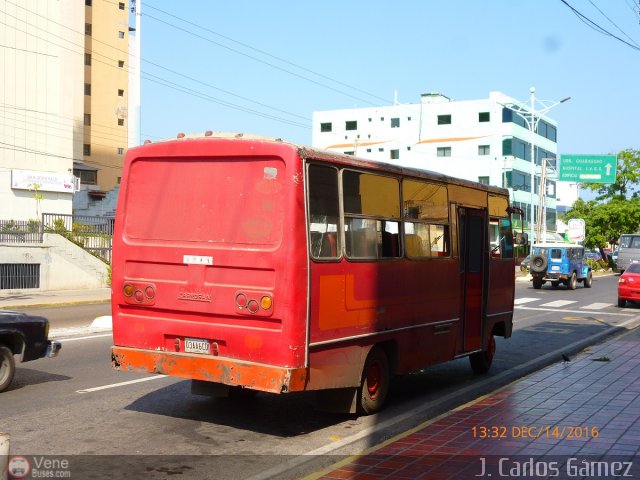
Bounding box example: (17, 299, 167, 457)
(516, 306, 634, 316)
(581, 303, 613, 310)
(58, 333, 113, 342)
(514, 297, 539, 305)
(76, 375, 166, 394)
(540, 300, 576, 308)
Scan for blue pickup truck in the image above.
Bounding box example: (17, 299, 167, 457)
(529, 243, 593, 290)
(0, 310, 62, 392)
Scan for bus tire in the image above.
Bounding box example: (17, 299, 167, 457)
(357, 347, 390, 415)
(469, 335, 495, 374)
(0, 345, 16, 393)
(584, 271, 593, 288)
(568, 272, 577, 290)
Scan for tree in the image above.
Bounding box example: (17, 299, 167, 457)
(582, 149, 640, 201)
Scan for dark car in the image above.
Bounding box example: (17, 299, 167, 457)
(0, 310, 61, 392)
(584, 250, 602, 261)
(618, 262, 640, 307)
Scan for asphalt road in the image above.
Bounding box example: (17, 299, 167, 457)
(2, 274, 639, 479)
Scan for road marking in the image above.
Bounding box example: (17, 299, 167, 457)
(76, 375, 167, 394)
(516, 306, 634, 316)
(540, 300, 576, 308)
(59, 333, 113, 343)
(514, 297, 538, 305)
(582, 303, 613, 310)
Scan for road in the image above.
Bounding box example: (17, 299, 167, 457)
(2, 274, 639, 479)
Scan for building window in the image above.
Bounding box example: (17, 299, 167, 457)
(84, 53, 91, 66)
(391, 118, 400, 128)
(407, 146, 411, 151)
(118, 31, 125, 39)
(84, 114, 91, 126)
(380, 117, 384, 121)
(118, 2, 125, 9)
(118, 60, 125, 68)
(407, 117, 412, 121)
(390, 149, 400, 160)
(85, 23, 92, 35)
(478, 145, 490, 155)
(345, 120, 357, 131)
(117, 147, 124, 155)
(479, 112, 490, 122)
(85, 0, 92, 5)
(344, 151, 354, 156)
(478, 176, 490, 185)
(320, 122, 332, 132)
(368, 118, 372, 122)
(437, 115, 451, 125)
(118, 89, 124, 96)
(84, 83, 91, 95)
(78, 170, 97, 185)
(378, 148, 384, 152)
(83, 144, 91, 156)
(117, 118, 124, 126)
(437, 147, 451, 157)
(366, 148, 372, 153)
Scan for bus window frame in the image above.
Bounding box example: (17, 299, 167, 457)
(307, 163, 342, 262)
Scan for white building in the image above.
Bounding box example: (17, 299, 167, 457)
(312, 91, 572, 239)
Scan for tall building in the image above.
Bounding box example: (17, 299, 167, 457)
(0, 0, 130, 222)
(312, 91, 564, 239)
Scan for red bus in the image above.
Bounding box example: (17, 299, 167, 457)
(111, 132, 524, 414)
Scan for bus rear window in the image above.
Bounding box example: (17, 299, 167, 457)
(123, 158, 285, 245)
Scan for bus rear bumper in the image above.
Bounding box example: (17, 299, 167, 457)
(111, 346, 308, 394)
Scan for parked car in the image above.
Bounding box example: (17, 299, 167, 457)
(612, 249, 619, 262)
(0, 310, 61, 392)
(520, 255, 531, 272)
(584, 250, 602, 261)
(529, 243, 593, 290)
(618, 262, 640, 307)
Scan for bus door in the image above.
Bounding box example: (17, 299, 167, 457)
(458, 207, 487, 352)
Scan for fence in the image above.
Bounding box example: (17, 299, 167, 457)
(0, 219, 43, 243)
(41, 213, 114, 264)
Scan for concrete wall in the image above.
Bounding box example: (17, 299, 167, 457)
(0, 233, 109, 292)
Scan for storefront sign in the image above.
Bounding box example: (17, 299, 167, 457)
(11, 169, 75, 193)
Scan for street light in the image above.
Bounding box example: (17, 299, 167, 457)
(503, 88, 570, 249)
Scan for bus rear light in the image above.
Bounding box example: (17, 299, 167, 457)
(260, 295, 273, 310)
(247, 300, 259, 314)
(122, 282, 157, 305)
(235, 293, 248, 308)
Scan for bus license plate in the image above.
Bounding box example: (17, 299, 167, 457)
(185, 338, 210, 355)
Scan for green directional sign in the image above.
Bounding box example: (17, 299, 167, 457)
(559, 154, 617, 184)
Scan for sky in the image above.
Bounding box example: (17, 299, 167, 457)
(138, 0, 640, 158)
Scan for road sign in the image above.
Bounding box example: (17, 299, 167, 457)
(567, 218, 585, 242)
(559, 154, 617, 184)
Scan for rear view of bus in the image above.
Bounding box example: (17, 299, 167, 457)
(111, 134, 309, 396)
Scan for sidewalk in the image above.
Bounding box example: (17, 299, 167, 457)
(310, 328, 640, 479)
(0, 287, 110, 309)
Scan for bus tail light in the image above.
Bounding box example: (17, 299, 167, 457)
(235, 290, 273, 316)
(122, 282, 157, 305)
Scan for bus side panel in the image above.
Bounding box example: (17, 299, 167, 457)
(306, 259, 461, 388)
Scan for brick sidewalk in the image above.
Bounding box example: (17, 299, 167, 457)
(311, 328, 640, 479)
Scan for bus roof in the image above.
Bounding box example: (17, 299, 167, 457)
(135, 131, 509, 198)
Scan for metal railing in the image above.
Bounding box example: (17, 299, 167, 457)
(0, 219, 43, 243)
(41, 213, 114, 264)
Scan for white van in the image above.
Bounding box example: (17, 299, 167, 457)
(616, 233, 640, 273)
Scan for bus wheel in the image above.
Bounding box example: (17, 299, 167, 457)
(584, 271, 593, 288)
(568, 272, 577, 290)
(470, 335, 495, 374)
(358, 347, 390, 415)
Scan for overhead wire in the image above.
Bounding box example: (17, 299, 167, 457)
(587, 0, 640, 47)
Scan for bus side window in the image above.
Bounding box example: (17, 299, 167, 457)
(308, 164, 340, 259)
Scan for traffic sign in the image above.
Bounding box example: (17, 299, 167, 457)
(559, 154, 617, 184)
(567, 218, 585, 242)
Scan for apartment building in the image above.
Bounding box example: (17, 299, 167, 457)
(0, 0, 130, 222)
(312, 91, 567, 236)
